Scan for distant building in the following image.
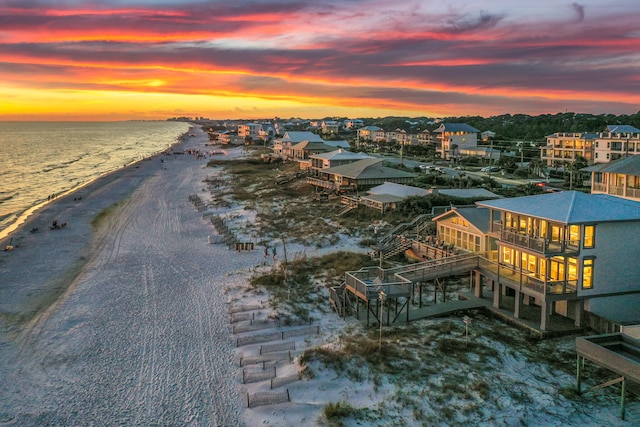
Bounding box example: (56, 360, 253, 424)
(344, 119, 364, 129)
(321, 120, 340, 135)
(594, 125, 640, 163)
(433, 123, 480, 160)
(273, 131, 325, 157)
(357, 126, 382, 142)
(238, 122, 275, 144)
(542, 132, 597, 166)
(307, 157, 415, 193)
(541, 125, 640, 167)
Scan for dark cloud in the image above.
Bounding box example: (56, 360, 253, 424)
(572, 2, 585, 22)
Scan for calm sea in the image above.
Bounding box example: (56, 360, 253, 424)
(0, 121, 191, 238)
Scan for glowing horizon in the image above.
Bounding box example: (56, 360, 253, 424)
(1, 0, 639, 121)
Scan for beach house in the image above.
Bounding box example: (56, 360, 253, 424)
(475, 191, 640, 331)
(308, 157, 416, 193)
(273, 131, 324, 157)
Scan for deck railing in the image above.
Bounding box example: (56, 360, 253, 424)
(306, 177, 334, 189)
(344, 268, 411, 300)
(500, 229, 579, 255)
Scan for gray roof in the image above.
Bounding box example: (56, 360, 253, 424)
(310, 149, 370, 161)
(583, 155, 640, 175)
(435, 188, 501, 200)
(368, 182, 429, 198)
(324, 140, 350, 149)
(282, 131, 324, 143)
(433, 123, 480, 133)
(325, 158, 415, 180)
(360, 126, 382, 131)
(606, 125, 640, 133)
(476, 191, 640, 224)
(432, 207, 491, 233)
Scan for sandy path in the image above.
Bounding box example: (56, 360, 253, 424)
(0, 127, 259, 426)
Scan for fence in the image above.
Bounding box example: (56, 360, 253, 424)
(239, 351, 293, 367)
(236, 325, 319, 347)
(271, 374, 300, 389)
(246, 390, 290, 408)
(243, 366, 277, 384)
(228, 304, 263, 314)
(260, 341, 296, 355)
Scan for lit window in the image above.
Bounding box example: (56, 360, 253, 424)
(583, 225, 595, 248)
(569, 225, 580, 246)
(582, 259, 594, 289)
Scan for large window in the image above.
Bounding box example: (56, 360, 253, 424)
(551, 225, 564, 242)
(569, 225, 580, 246)
(583, 225, 595, 249)
(582, 258, 594, 289)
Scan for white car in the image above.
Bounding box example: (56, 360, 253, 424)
(480, 166, 501, 172)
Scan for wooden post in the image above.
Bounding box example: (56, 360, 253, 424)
(621, 378, 626, 420)
(576, 355, 582, 394)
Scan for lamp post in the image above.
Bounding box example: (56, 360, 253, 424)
(378, 291, 386, 352)
(463, 315, 471, 347)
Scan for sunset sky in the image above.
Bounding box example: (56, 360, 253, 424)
(1, 0, 639, 121)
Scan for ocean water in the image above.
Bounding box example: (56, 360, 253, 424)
(0, 121, 191, 238)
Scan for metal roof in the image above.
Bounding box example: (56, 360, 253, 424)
(367, 182, 429, 198)
(436, 207, 491, 234)
(325, 158, 415, 180)
(476, 191, 640, 224)
(606, 125, 640, 133)
(436, 188, 501, 200)
(583, 155, 640, 175)
(310, 149, 370, 161)
(282, 131, 324, 143)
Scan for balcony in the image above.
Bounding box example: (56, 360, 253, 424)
(500, 229, 579, 255)
(479, 259, 577, 296)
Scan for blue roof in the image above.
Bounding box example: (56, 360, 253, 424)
(476, 191, 640, 224)
(606, 125, 640, 133)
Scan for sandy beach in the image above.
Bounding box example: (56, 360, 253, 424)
(0, 126, 258, 425)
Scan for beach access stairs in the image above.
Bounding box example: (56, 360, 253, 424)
(369, 214, 433, 261)
(331, 254, 486, 325)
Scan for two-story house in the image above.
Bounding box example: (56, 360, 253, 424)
(273, 131, 324, 157)
(475, 191, 640, 331)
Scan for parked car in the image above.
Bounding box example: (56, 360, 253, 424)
(419, 165, 434, 171)
(454, 165, 465, 171)
(434, 167, 447, 174)
(480, 166, 501, 172)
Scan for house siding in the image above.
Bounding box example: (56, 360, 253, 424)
(578, 221, 640, 297)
